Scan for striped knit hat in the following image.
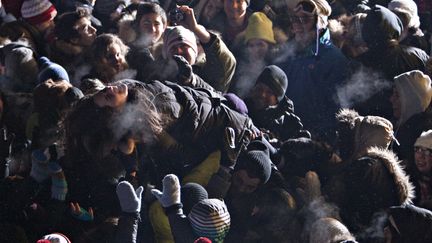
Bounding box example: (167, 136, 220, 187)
(21, 0, 57, 26)
(188, 199, 231, 243)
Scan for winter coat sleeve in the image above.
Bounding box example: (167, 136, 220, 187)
(115, 212, 140, 243)
(195, 32, 237, 93)
(166, 206, 197, 243)
(189, 73, 218, 92)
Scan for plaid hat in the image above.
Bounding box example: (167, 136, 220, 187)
(162, 26, 198, 59)
(188, 199, 231, 243)
(415, 130, 432, 150)
(256, 65, 288, 102)
(38, 56, 70, 83)
(21, 0, 57, 26)
(244, 12, 276, 44)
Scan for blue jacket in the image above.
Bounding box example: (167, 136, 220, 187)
(277, 29, 350, 143)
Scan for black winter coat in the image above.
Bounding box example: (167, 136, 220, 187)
(124, 80, 254, 177)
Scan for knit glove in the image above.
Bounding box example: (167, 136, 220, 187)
(116, 181, 143, 213)
(30, 147, 62, 183)
(51, 175, 68, 201)
(296, 171, 322, 205)
(173, 55, 193, 85)
(151, 174, 181, 208)
(70, 202, 94, 221)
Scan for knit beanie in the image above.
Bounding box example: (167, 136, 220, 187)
(294, 0, 332, 29)
(188, 199, 231, 243)
(37, 233, 71, 243)
(394, 70, 432, 126)
(309, 218, 355, 243)
(64, 87, 84, 106)
(244, 12, 276, 44)
(388, 0, 420, 29)
(162, 26, 198, 59)
(415, 130, 432, 150)
(38, 56, 70, 83)
(21, 0, 57, 26)
(235, 140, 272, 184)
(362, 5, 403, 47)
(194, 237, 212, 243)
(181, 182, 209, 215)
(256, 65, 288, 102)
(223, 93, 248, 115)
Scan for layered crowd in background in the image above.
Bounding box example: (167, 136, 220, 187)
(1, 0, 432, 242)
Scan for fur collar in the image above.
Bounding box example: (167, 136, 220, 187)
(366, 147, 415, 205)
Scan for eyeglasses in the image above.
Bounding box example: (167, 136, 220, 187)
(289, 15, 315, 24)
(414, 147, 432, 158)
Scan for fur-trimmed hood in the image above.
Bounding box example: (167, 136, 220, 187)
(365, 147, 414, 205)
(335, 108, 394, 160)
(340, 147, 415, 232)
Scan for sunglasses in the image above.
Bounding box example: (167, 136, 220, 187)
(414, 146, 432, 158)
(297, 1, 316, 13)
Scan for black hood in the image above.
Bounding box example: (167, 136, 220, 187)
(362, 5, 403, 48)
(389, 204, 432, 243)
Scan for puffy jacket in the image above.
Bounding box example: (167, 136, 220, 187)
(277, 29, 350, 143)
(109, 80, 254, 180)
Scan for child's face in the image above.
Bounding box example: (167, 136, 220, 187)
(247, 39, 269, 61)
(139, 13, 166, 45)
(224, 0, 248, 20)
(94, 83, 128, 109)
(98, 43, 128, 79)
(74, 17, 97, 46)
(414, 146, 432, 174)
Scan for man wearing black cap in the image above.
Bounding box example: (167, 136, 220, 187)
(244, 65, 310, 141)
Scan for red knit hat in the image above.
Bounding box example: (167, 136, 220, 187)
(21, 0, 57, 26)
(194, 237, 212, 243)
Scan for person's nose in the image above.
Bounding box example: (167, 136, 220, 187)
(174, 46, 184, 55)
(89, 25, 96, 34)
(232, 1, 239, 9)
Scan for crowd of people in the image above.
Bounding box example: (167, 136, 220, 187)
(0, 0, 432, 242)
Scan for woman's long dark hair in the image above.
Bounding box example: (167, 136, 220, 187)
(64, 82, 163, 174)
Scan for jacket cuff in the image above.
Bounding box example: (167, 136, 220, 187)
(164, 203, 183, 215)
(201, 32, 218, 49)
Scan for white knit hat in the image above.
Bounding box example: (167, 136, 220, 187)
(388, 0, 420, 29)
(21, 0, 57, 26)
(415, 130, 432, 150)
(394, 70, 432, 126)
